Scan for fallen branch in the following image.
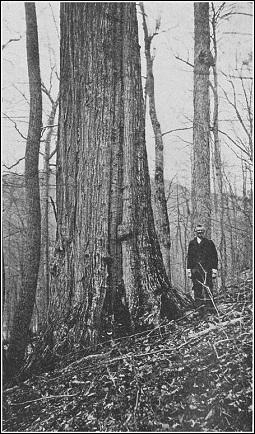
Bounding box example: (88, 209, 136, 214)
(60, 317, 243, 370)
(60, 351, 112, 373)
(9, 392, 79, 406)
(128, 317, 242, 357)
(56, 316, 243, 372)
(175, 317, 242, 350)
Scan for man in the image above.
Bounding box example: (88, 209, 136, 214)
(187, 224, 218, 312)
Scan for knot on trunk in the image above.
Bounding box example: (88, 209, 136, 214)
(117, 224, 133, 241)
(155, 167, 164, 183)
(197, 49, 215, 67)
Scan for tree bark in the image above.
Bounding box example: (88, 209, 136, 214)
(241, 161, 252, 269)
(2, 248, 6, 307)
(6, 2, 42, 376)
(37, 99, 58, 329)
(176, 184, 187, 292)
(140, 2, 172, 281)
(192, 2, 212, 236)
(50, 3, 184, 351)
(211, 4, 227, 287)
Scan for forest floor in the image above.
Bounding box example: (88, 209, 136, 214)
(2, 272, 253, 433)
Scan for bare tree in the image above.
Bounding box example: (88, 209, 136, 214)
(49, 3, 185, 352)
(192, 2, 213, 234)
(210, 2, 227, 287)
(2, 174, 26, 340)
(6, 2, 42, 378)
(176, 183, 187, 291)
(39, 86, 59, 327)
(139, 2, 172, 281)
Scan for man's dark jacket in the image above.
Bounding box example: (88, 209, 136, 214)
(187, 238, 218, 272)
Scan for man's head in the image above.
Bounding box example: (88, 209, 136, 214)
(195, 224, 206, 239)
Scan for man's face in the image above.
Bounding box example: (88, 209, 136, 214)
(196, 229, 205, 239)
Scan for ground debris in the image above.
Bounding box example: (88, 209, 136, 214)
(2, 276, 252, 432)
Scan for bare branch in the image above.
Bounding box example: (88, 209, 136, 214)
(175, 55, 194, 68)
(3, 156, 25, 170)
(222, 74, 253, 80)
(162, 126, 193, 137)
(3, 112, 27, 140)
(2, 36, 22, 50)
(218, 129, 251, 160)
(229, 12, 253, 17)
(223, 32, 252, 36)
(49, 2, 60, 41)
(240, 74, 253, 134)
(221, 84, 251, 141)
(12, 83, 30, 105)
(3, 229, 24, 239)
(41, 81, 55, 105)
(41, 124, 58, 134)
(48, 148, 57, 161)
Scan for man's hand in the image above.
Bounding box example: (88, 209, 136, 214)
(212, 269, 217, 279)
(187, 269, 192, 279)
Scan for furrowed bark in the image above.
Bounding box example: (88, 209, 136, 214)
(192, 2, 212, 236)
(6, 2, 42, 377)
(49, 3, 184, 352)
(140, 2, 172, 282)
(211, 5, 227, 287)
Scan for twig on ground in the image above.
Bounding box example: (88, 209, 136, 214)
(60, 351, 112, 373)
(10, 393, 79, 406)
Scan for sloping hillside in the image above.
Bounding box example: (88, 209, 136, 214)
(3, 272, 252, 432)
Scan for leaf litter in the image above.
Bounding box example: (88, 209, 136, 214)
(3, 273, 252, 432)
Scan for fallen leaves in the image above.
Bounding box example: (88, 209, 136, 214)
(2, 275, 252, 432)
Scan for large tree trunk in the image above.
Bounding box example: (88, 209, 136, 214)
(192, 2, 212, 236)
(140, 2, 172, 281)
(50, 3, 183, 350)
(6, 2, 42, 376)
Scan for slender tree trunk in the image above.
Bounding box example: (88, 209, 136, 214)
(6, 2, 42, 376)
(176, 184, 186, 291)
(2, 249, 6, 307)
(211, 5, 227, 287)
(38, 99, 58, 329)
(241, 161, 252, 269)
(44, 103, 58, 307)
(225, 194, 234, 278)
(140, 2, 171, 281)
(231, 187, 238, 277)
(192, 3, 212, 236)
(50, 3, 184, 351)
